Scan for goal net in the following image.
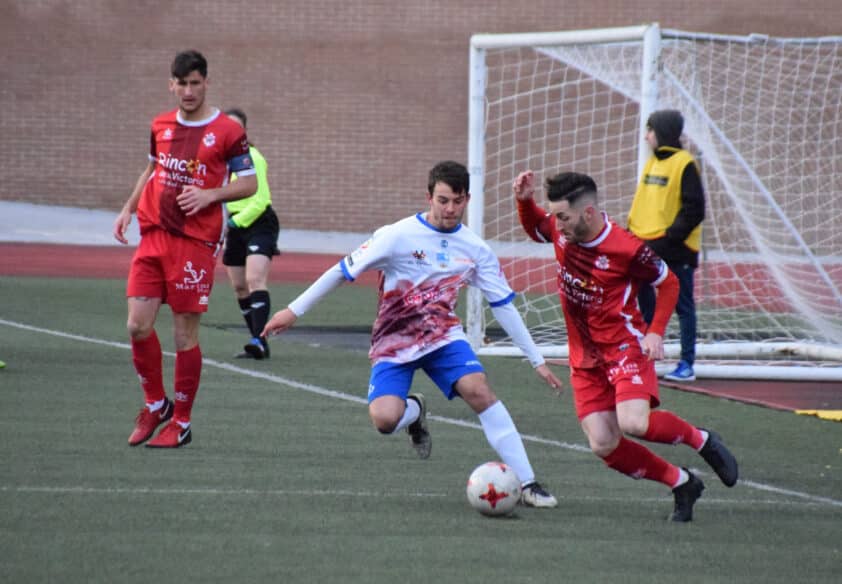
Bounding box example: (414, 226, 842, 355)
(466, 24, 842, 380)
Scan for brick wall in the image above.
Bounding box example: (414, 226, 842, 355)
(1, 0, 837, 233)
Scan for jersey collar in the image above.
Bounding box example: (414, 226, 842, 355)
(415, 212, 462, 234)
(578, 212, 612, 248)
(176, 107, 220, 127)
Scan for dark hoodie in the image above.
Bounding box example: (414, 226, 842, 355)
(644, 110, 706, 267)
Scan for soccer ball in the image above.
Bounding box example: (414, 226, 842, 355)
(466, 461, 522, 516)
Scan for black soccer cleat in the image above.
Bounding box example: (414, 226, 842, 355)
(699, 429, 739, 487)
(670, 469, 705, 522)
(243, 337, 269, 360)
(406, 393, 432, 459)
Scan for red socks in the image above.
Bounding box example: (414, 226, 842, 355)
(173, 345, 202, 424)
(131, 331, 166, 404)
(601, 437, 680, 487)
(643, 410, 705, 449)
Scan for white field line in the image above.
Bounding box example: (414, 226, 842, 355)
(0, 484, 837, 509)
(1, 318, 840, 509)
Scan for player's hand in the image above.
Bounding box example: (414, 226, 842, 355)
(177, 186, 215, 216)
(262, 308, 298, 338)
(641, 332, 664, 361)
(113, 210, 132, 244)
(513, 170, 536, 201)
(535, 363, 564, 393)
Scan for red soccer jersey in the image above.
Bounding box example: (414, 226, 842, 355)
(518, 198, 669, 368)
(137, 109, 254, 245)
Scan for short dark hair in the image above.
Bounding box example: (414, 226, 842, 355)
(545, 172, 598, 205)
(428, 160, 469, 195)
(225, 108, 248, 128)
(171, 50, 207, 79)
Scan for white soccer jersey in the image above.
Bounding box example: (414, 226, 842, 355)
(340, 213, 516, 365)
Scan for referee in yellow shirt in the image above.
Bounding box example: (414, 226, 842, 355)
(222, 108, 280, 359)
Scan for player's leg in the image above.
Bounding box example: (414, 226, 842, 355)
(614, 355, 738, 487)
(242, 252, 272, 359)
(146, 311, 201, 448)
(240, 210, 280, 359)
(146, 233, 215, 448)
(367, 361, 431, 458)
(222, 229, 254, 358)
(574, 365, 704, 520)
(125, 236, 172, 446)
(126, 296, 172, 446)
(426, 341, 555, 507)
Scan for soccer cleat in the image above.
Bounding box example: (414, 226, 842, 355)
(699, 429, 739, 487)
(243, 337, 269, 360)
(664, 360, 696, 382)
(670, 469, 705, 522)
(145, 420, 192, 448)
(234, 350, 255, 359)
(406, 393, 432, 459)
(128, 398, 173, 446)
(520, 481, 558, 508)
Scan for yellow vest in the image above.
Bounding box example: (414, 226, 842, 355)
(628, 149, 702, 252)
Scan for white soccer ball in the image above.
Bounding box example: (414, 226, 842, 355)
(466, 461, 522, 516)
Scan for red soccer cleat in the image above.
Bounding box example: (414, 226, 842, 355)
(128, 398, 173, 446)
(145, 420, 192, 448)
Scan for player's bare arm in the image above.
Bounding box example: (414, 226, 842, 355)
(534, 363, 563, 392)
(177, 174, 257, 216)
(262, 307, 298, 337)
(513, 170, 536, 201)
(114, 162, 154, 244)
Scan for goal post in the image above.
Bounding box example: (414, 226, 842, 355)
(466, 24, 842, 380)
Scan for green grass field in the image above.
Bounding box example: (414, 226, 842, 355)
(1, 276, 840, 584)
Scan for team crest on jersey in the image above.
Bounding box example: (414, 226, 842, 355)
(595, 254, 610, 270)
(203, 132, 216, 147)
(162, 128, 173, 140)
(440, 239, 448, 248)
(412, 250, 426, 262)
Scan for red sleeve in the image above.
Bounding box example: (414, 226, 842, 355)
(647, 269, 679, 336)
(516, 198, 554, 243)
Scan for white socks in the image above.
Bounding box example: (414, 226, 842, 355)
(391, 397, 421, 433)
(478, 401, 535, 485)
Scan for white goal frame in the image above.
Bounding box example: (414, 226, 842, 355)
(466, 24, 842, 381)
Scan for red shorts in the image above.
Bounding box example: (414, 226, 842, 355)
(569, 344, 661, 420)
(127, 228, 218, 313)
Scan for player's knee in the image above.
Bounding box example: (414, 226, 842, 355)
(371, 416, 398, 434)
(589, 435, 620, 458)
(617, 415, 649, 437)
(246, 276, 268, 293)
(126, 319, 153, 340)
(368, 407, 399, 434)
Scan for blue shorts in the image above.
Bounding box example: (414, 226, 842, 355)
(367, 340, 485, 403)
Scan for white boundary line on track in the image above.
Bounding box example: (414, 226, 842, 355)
(1, 317, 840, 509)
